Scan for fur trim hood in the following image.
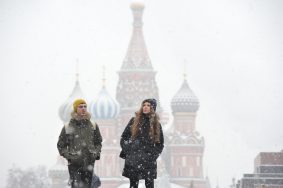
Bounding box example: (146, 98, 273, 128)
(71, 112, 91, 121)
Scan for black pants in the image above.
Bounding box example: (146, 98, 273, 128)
(130, 178, 154, 188)
(68, 163, 94, 188)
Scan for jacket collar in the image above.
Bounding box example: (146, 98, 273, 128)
(71, 112, 91, 121)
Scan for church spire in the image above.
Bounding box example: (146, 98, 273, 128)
(184, 59, 188, 80)
(120, 2, 153, 71)
(102, 65, 106, 88)
(116, 2, 160, 126)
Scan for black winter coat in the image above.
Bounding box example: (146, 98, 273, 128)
(120, 116, 164, 180)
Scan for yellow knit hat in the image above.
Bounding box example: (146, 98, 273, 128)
(73, 99, 87, 112)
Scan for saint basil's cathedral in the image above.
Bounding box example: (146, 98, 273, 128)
(49, 2, 210, 188)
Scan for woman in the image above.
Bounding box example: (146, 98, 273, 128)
(120, 98, 164, 188)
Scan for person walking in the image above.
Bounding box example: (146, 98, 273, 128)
(120, 98, 164, 188)
(57, 99, 102, 188)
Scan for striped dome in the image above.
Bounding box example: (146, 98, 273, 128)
(171, 79, 199, 113)
(58, 79, 85, 124)
(89, 86, 120, 119)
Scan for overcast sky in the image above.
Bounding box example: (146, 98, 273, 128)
(0, 0, 283, 187)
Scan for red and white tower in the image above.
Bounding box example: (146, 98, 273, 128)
(168, 75, 209, 188)
(116, 2, 161, 130)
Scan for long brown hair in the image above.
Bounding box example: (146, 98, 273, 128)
(131, 102, 161, 143)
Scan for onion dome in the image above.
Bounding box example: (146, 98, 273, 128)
(89, 85, 120, 120)
(171, 79, 199, 113)
(58, 75, 85, 124)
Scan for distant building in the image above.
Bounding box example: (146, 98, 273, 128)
(49, 2, 210, 188)
(237, 150, 283, 188)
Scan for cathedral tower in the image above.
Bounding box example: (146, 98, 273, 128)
(116, 2, 160, 129)
(168, 75, 208, 188)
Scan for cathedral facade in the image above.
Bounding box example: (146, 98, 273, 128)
(49, 2, 210, 188)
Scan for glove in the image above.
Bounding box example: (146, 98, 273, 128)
(119, 150, 126, 159)
(95, 153, 100, 160)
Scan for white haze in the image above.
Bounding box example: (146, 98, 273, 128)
(0, 0, 283, 187)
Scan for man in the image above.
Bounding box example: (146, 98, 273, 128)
(57, 99, 102, 188)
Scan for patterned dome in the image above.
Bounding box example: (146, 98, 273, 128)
(58, 78, 85, 124)
(171, 79, 199, 113)
(89, 86, 120, 119)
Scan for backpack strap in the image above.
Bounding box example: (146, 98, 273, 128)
(64, 123, 74, 134)
(90, 120, 97, 130)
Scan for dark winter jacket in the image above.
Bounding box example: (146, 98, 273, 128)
(120, 115, 164, 180)
(57, 112, 102, 166)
